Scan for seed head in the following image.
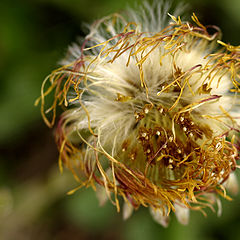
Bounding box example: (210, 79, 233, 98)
(36, 1, 240, 226)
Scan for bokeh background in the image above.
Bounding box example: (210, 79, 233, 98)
(0, 0, 240, 239)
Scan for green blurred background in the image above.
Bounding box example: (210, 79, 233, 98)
(0, 0, 239, 239)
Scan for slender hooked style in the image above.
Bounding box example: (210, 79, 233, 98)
(36, 1, 240, 226)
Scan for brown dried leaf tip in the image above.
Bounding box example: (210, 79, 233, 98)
(36, 2, 240, 226)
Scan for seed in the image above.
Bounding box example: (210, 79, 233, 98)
(180, 117, 184, 122)
(215, 142, 222, 150)
(142, 132, 147, 137)
(168, 164, 173, 169)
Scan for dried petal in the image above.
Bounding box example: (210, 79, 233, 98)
(95, 185, 108, 206)
(224, 172, 239, 195)
(174, 201, 189, 225)
(123, 202, 134, 220)
(216, 197, 222, 217)
(149, 207, 169, 228)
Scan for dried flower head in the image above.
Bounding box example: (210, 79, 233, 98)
(36, 1, 240, 226)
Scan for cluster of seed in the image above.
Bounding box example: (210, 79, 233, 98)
(119, 103, 214, 180)
(176, 112, 213, 140)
